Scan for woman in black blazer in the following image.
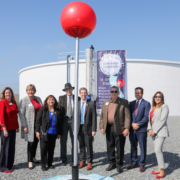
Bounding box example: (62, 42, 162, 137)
(36, 95, 63, 171)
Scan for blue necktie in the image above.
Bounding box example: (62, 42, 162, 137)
(81, 102, 85, 124)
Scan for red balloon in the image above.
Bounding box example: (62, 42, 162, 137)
(60, 1, 96, 38)
(117, 79, 125, 87)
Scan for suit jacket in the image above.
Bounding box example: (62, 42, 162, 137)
(147, 104, 169, 137)
(58, 94, 80, 121)
(130, 99, 151, 133)
(100, 97, 131, 135)
(19, 96, 42, 142)
(72, 99, 97, 135)
(36, 106, 63, 136)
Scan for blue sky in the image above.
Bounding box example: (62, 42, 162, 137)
(0, 0, 180, 93)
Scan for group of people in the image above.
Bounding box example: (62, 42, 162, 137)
(0, 83, 169, 179)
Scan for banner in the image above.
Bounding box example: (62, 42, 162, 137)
(96, 50, 126, 115)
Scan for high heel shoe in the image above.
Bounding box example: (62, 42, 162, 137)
(151, 171, 160, 175)
(156, 174, 166, 179)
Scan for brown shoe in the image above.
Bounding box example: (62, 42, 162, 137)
(78, 161, 86, 168)
(127, 164, 138, 170)
(139, 166, 145, 172)
(86, 163, 92, 170)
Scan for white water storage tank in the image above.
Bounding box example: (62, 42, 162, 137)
(19, 58, 180, 116)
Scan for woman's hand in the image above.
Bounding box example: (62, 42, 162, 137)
(23, 126, 28, 133)
(149, 130, 155, 136)
(3, 129, 8, 137)
(57, 135, 61, 139)
(16, 129, 19, 133)
(36, 132, 40, 140)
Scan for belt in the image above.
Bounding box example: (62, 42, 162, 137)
(80, 124, 84, 126)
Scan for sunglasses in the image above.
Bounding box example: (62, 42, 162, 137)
(110, 91, 118, 93)
(155, 96, 162, 99)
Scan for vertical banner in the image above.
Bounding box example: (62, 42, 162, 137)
(96, 50, 126, 115)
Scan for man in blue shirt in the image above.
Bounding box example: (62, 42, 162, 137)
(72, 87, 97, 170)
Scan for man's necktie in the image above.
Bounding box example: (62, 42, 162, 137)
(67, 96, 72, 118)
(81, 102, 85, 124)
(135, 101, 139, 119)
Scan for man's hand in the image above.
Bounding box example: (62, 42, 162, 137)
(57, 135, 61, 139)
(92, 131, 96, 136)
(122, 129, 129, 137)
(36, 132, 40, 140)
(132, 123, 139, 130)
(100, 129, 105, 134)
(23, 126, 28, 133)
(16, 129, 19, 133)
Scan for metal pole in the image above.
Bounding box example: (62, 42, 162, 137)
(72, 37, 79, 180)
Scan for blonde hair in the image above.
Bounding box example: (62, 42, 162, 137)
(1, 87, 16, 101)
(79, 87, 88, 94)
(26, 84, 36, 93)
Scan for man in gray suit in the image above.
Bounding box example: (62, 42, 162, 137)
(58, 83, 80, 166)
(72, 87, 97, 170)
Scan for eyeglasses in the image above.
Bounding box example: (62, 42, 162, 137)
(155, 96, 162, 99)
(110, 91, 118, 93)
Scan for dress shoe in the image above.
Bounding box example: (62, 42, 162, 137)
(151, 171, 160, 175)
(42, 167, 48, 171)
(127, 164, 138, 170)
(62, 161, 67, 166)
(49, 165, 55, 169)
(78, 161, 86, 168)
(32, 159, 40, 164)
(86, 163, 92, 170)
(117, 165, 123, 173)
(139, 166, 146, 172)
(156, 174, 166, 179)
(106, 164, 116, 171)
(29, 167, 34, 170)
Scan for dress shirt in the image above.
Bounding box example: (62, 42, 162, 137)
(80, 99, 87, 124)
(136, 99, 142, 106)
(66, 94, 73, 116)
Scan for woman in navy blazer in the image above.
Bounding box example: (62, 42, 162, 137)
(36, 95, 63, 171)
(148, 91, 169, 179)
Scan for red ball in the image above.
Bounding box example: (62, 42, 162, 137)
(60, 1, 96, 38)
(117, 79, 125, 87)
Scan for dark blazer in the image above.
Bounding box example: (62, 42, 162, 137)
(58, 94, 80, 121)
(130, 99, 151, 133)
(72, 99, 97, 135)
(36, 106, 63, 135)
(100, 97, 131, 135)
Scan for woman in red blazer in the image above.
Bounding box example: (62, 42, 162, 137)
(0, 87, 19, 173)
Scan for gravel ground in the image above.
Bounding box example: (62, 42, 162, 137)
(0, 116, 180, 180)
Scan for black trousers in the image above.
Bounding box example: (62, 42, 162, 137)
(0, 130, 16, 171)
(40, 134, 57, 168)
(60, 117, 73, 162)
(78, 125, 93, 163)
(27, 132, 39, 162)
(106, 124, 126, 166)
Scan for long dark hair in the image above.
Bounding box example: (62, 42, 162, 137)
(43, 95, 58, 110)
(152, 91, 164, 108)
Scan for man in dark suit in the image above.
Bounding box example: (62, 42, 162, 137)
(127, 87, 150, 172)
(72, 87, 97, 170)
(58, 83, 80, 166)
(100, 86, 131, 173)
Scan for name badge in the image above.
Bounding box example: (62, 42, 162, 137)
(28, 104, 33, 107)
(9, 103, 13, 105)
(105, 102, 109, 105)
